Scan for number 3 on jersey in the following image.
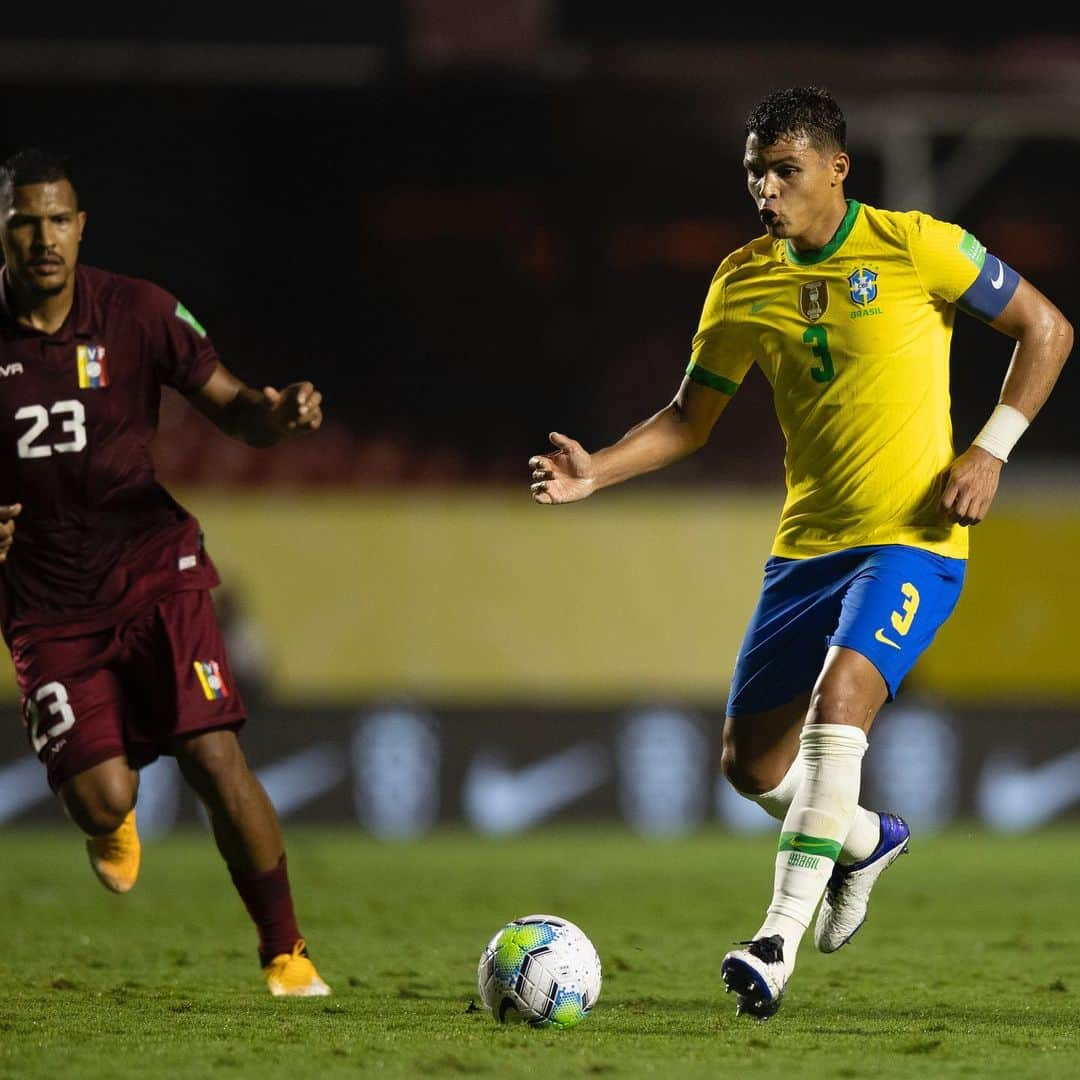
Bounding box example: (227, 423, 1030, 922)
(802, 326, 835, 383)
(15, 400, 88, 458)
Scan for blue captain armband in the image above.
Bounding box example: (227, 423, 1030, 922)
(956, 252, 1020, 322)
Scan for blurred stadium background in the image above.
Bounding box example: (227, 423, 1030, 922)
(1, 4, 1078, 840)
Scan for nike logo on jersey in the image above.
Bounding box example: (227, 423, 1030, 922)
(875, 628, 902, 650)
(750, 293, 784, 314)
(990, 258, 1005, 289)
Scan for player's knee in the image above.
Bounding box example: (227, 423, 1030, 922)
(175, 729, 245, 790)
(807, 680, 865, 727)
(62, 781, 134, 835)
(720, 745, 775, 796)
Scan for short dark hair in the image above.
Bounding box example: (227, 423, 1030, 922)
(0, 147, 78, 211)
(744, 86, 846, 152)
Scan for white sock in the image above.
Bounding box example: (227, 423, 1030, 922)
(754, 723, 868, 971)
(750, 747, 881, 865)
(748, 754, 805, 820)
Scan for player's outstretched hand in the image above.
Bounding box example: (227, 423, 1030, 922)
(529, 432, 595, 505)
(263, 382, 323, 435)
(0, 503, 22, 563)
(940, 445, 1003, 526)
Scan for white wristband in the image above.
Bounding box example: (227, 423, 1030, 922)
(972, 403, 1029, 463)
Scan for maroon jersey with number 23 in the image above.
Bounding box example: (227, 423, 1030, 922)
(0, 264, 222, 650)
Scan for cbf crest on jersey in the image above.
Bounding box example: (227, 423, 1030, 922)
(799, 280, 828, 322)
(848, 267, 879, 307)
(76, 344, 109, 388)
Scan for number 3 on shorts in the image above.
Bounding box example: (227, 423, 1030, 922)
(27, 681, 76, 753)
(891, 582, 920, 636)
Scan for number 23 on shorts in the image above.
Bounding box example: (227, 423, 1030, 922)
(25, 681, 76, 753)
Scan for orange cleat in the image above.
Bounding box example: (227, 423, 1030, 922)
(85, 809, 141, 894)
(263, 938, 331, 997)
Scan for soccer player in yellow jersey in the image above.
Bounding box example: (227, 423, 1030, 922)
(527, 86, 1072, 1020)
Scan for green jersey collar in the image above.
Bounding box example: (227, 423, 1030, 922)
(785, 199, 860, 266)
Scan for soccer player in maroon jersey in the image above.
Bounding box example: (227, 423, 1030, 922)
(0, 147, 330, 997)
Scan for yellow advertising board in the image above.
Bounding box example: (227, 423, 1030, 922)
(1, 488, 1076, 704)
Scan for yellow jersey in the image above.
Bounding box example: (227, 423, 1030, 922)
(687, 199, 994, 560)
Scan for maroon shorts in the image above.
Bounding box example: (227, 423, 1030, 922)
(14, 589, 247, 791)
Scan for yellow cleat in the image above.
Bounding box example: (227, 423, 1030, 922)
(85, 809, 141, 894)
(264, 939, 332, 997)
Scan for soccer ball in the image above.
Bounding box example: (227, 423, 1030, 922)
(476, 913, 602, 1028)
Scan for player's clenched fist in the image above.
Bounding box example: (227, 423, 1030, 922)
(529, 432, 596, 505)
(0, 503, 22, 563)
(263, 382, 323, 435)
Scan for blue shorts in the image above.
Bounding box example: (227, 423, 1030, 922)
(726, 544, 966, 717)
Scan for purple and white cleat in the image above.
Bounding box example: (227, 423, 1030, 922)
(721, 934, 788, 1021)
(814, 812, 910, 954)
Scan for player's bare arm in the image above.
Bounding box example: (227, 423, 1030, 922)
(0, 502, 22, 563)
(529, 376, 731, 505)
(188, 362, 324, 448)
(942, 277, 1073, 526)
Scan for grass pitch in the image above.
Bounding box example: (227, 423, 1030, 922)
(3, 823, 1079, 1079)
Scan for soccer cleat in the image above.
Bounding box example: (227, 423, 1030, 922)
(263, 939, 332, 997)
(720, 934, 788, 1021)
(85, 809, 141, 894)
(814, 811, 910, 954)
